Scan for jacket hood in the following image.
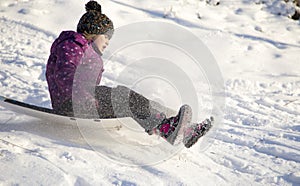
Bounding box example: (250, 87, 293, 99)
(51, 31, 88, 53)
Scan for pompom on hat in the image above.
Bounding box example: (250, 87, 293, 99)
(77, 1, 114, 39)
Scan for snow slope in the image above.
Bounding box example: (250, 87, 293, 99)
(0, 0, 300, 185)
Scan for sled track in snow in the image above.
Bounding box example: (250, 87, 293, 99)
(206, 78, 300, 184)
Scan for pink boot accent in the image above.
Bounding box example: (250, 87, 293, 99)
(160, 123, 170, 134)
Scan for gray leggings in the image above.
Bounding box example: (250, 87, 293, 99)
(58, 85, 176, 131)
(95, 85, 176, 131)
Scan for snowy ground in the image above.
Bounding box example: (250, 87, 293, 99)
(0, 0, 300, 185)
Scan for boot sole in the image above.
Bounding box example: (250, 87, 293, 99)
(167, 104, 192, 145)
(184, 117, 213, 148)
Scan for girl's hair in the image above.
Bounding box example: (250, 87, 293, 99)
(82, 33, 97, 41)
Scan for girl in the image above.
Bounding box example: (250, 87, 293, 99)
(46, 1, 211, 147)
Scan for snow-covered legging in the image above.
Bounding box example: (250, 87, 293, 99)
(95, 85, 176, 132)
(56, 85, 176, 132)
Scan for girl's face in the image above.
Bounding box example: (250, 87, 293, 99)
(93, 34, 110, 54)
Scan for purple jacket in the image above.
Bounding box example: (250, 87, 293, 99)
(46, 31, 103, 110)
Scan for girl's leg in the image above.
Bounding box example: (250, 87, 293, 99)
(55, 99, 74, 116)
(95, 85, 175, 131)
(95, 85, 116, 118)
(56, 98, 100, 118)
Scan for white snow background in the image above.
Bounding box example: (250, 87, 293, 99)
(0, 0, 300, 185)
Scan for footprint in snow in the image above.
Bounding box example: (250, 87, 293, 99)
(60, 152, 75, 161)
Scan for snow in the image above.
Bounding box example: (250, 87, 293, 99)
(0, 0, 300, 185)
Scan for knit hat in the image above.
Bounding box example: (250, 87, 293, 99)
(77, 1, 114, 39)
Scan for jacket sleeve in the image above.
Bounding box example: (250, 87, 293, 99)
(54, 41, 99, 117)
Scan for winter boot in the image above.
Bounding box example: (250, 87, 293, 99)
(150, 104, 192, 145)
(183, 116, 213, 148)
